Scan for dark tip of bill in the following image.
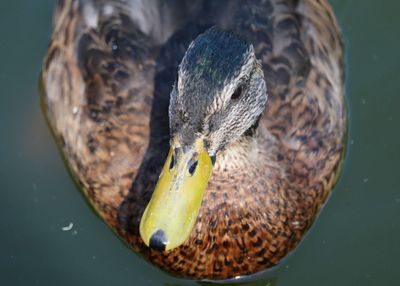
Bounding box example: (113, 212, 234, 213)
(149, 229, 167, 251)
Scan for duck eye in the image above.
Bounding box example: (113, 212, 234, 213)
(231, 85, 243, 100)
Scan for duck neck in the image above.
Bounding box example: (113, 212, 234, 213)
(214, 115, 262, 172)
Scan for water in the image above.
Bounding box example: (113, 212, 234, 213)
(1, 1, 399, 285)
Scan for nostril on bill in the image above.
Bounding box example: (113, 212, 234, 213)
(149, 229, 167, 251)
(169, 153, 176, 170)
(188, 158, 198, 175)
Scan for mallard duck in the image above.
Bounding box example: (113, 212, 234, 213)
(41, 0, 346, 280)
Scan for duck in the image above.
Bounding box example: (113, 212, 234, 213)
(41, 0, 346, 281)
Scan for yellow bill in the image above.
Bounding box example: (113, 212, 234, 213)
(139, 139, 213, 251)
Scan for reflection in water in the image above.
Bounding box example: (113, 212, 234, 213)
(164, 276, 277, 286)
(197, 277, 277, 286)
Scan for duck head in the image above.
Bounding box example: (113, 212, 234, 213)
(140, 27, 267, 251)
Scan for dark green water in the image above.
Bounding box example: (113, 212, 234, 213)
(1, 1, 399, 285)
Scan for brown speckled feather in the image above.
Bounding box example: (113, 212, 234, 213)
(42, 0, 346, 280)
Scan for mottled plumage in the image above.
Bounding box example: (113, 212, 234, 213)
(41, 0, 346, 280)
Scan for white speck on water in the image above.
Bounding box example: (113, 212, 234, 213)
(395, 198, 400, 204)
(72, 106, 79, 114)
(62, 222, 74, 231)
(350, 139, 354, 145)
(361, 98, 367, 104)
(33, 198, 39, 203)
(92, 255, 97, 260)
(72, 230, 78, 236)
(32, 183, 38, 190)
(363, 178, 369, 183)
